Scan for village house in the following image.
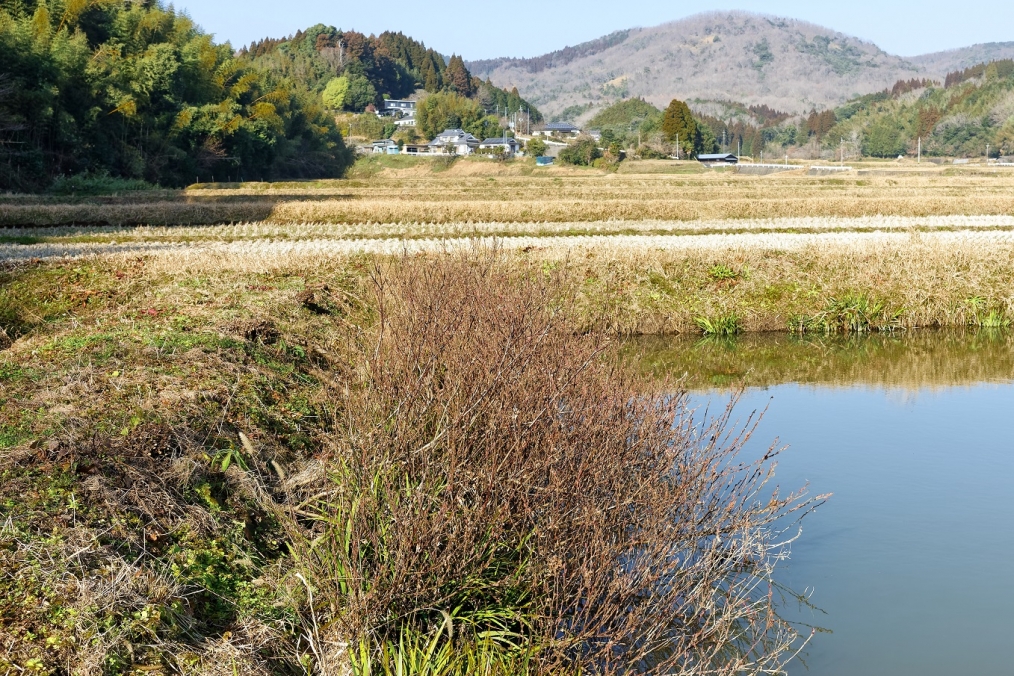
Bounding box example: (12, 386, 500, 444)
(381, 100, 416, 116)
(697, 153, 739, 166)
(536, 122, 581, 137)
(427, 129, 481, 155)
(478, 137, 521, 157)
(380, 99, 416, 126)
(371, 139, 400, 154)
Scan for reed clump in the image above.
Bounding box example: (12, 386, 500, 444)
(695, 314, 743, 335)
(291, 255, 814, 674)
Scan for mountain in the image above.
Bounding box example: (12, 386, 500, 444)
(910, 42, 1014, 74)
(466, 11, 1012, 120)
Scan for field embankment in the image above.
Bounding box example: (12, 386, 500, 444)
(3, 232, 1012, 334)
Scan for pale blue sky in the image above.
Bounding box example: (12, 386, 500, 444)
(176, 0, 1012, 60)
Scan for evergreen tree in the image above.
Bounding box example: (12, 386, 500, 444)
(661, 99, 698, 157)
(420, 52, 444, 92)
(444, 55, 473, 97)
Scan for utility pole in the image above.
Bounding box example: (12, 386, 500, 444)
(676, 134, 679, 160)
(918, 137, 921, 163)
(986, 143, 990, 164)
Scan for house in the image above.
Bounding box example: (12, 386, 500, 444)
(381, 100, 416, 116)
(537, 122, 581, 137)
(586, 129, 603, 142)
(394, 117, 416, 127)
(697, 153, 739, 166)
(371, 139, 399, 154)
(427, 129, 480, 155)
(479, 137, 521, 157)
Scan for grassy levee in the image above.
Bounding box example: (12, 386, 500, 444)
(1, 254, 818, 675)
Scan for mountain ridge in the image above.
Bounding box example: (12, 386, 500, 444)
(466, 12, 1014, 119)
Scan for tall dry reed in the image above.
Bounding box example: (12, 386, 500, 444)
(287, 253, 819, 674)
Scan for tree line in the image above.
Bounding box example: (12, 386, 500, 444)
(242, 25, 542, 127)
(582, 97, 794, 159)
(0, 0, 356, 191)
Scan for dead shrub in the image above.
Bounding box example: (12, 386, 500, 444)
(291, 251, 819, 674)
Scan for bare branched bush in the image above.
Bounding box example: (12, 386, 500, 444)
(291, 252, 819, 674)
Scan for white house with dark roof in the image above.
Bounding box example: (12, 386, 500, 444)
(427, 129, 480, 155)
(479, 137, 521, 157)
(382, 100, 416, 115)
(381, 99, 416, 126)
(536, 122, 581, 137)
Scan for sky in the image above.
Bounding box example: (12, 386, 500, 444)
(176, 0, 1014, 61)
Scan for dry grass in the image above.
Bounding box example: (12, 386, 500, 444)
(6, 215, 1014, 255)
(4, 171, 1014, 227)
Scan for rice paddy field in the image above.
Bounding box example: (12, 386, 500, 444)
(3, 161, 1014, 333)
(5, 162, 1014, 229)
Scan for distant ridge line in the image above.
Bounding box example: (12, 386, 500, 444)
(467, 30, 632, 76)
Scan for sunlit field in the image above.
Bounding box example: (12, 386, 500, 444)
(5, 160, 1014, 229)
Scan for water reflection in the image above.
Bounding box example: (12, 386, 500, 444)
(624, 329, 1014, 390)
(629, 330, 1014, 676)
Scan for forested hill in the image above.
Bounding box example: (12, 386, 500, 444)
(0, 0, 354, 191)
(239, 25, 542, 121)
(910, 43, 1014, 77)
(819, 59, 1014, 158)
(0, 3, 540, 192)
(239, 28, 450, 104)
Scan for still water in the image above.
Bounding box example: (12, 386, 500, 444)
(630, 332, 1014, 676)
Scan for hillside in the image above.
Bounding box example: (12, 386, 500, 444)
(240, 25, 541, 120)
(821, 59, 1014, 159)
(912, 43, 1014, 75)
(468, 12, 927, 118)
(468, 11, 1014, 121)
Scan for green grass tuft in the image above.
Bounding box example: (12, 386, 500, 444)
(708, 264, 739, 281)
(695, 314, 742, 336)
(966, 297, 1010, 329)
(790, 292, 902, 334)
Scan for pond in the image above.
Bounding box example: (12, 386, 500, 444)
(627, 331, 1014, 676)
